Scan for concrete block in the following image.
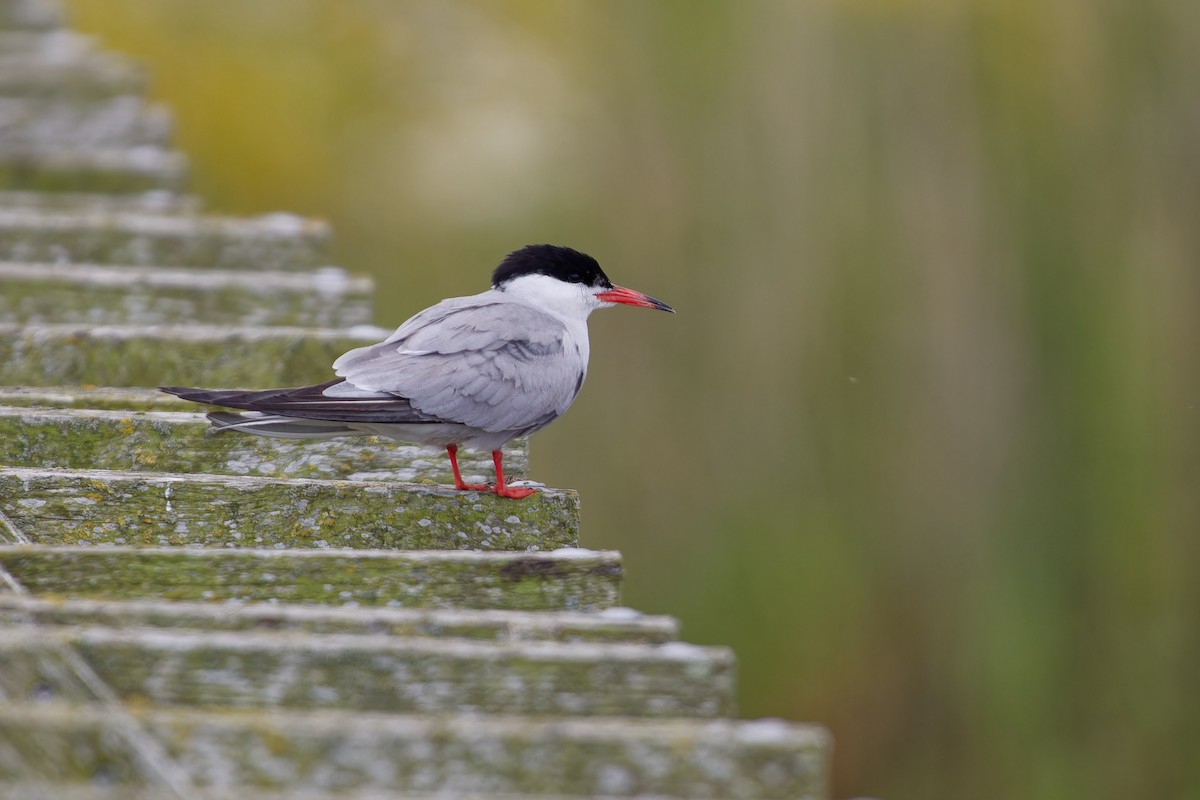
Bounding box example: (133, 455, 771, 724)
(0, 625, 735, 718)
(0, 207, 328, 268)
(0, 386, 222, 411)
(0, 702, 831, 798)
(0, 262, 374, 327)
(0, 49, 147, 97)
(0, 323, 387, 387)
(0, 545, 622, 610)
(0, 96, 171, 147)
(0, 144, 186, 192)
(0, 0, 60, 30)
(0, 189, 200, 213)
(0, 467, 575, 551)
(0, 406, 528, 484)
(0, 595, 678, 644)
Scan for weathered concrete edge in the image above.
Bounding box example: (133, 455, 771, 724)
(0, 625, 735, 718)
(0, 323, 390, 386)
(0, 386, 231, 410)
(0, 545, 623, 610)
(0, 405, 528, 484)
(0, 466, 572, 551)
(0, 261, 372, 294)
(0, 594, 678, 643)
(0, 701, 832, 798)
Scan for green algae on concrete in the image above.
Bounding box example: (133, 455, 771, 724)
(0, 0, 59, 30)
(0, 189, 200, 214)
(0, 96, 172, 148)
(0, 546, 622, 610)
(0, 386, 219, 411)
(0, 207, 329, 269)
(0, 262, 374, 327)
(0, 323, 385, 387)
(0, 467, 574, 550)
(0, 702, 831, 798)
(0, 406, 528, 484)
(0, 49, 147, 98)
(0, 145, 187, 192)
(0, 595, 678, 644)
(0, 625, 735, 718)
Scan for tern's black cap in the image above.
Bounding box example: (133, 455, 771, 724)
(492, 244, 612, 290)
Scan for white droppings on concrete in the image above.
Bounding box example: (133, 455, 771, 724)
(548, 547, 602, 558)
(597, 606, 641, 621)
(734, 717, 807, 744)
(312, 266, 351, 296)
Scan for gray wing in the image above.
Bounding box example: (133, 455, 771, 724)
(332, 298, 584, 433)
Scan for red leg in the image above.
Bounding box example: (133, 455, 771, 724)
(491, 449, 535, 499)
(446, 444, 489, 491)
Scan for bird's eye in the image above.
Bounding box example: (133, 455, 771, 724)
(568, 273, 582, 283)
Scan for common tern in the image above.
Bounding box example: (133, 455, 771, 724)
(162, 244, 674, 499)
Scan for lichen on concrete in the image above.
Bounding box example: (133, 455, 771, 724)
(0, 144, 187, 193)
(0, 702, 832, 798)
(0, 595, 679, 644)
(0, 545, 622, 610)
(0, 625, 735, 718)
(0, 189, 200, 214)
(0, 406, 528, 484)
(0, 386, 214, 411)
(0, 206, 329, 269)
(0, 0, 60, 31)
(0, 262, 375, 327)
(0, 323, 385, 386)
(0, 49, 148, 98)
(0, 467, 573, 550)
(0, 95, 171, 148)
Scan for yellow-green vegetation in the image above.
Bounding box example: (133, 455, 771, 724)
(62, 2, 1200, 797)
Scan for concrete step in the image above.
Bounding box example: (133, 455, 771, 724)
(0, 405, 527, 485)
(0, 29, 77, 57)
(0, 595, 678, 644)
(0, 188, 200, 213)
(0, 323, 386, 386)
(0, 143, 186, 192)
(0, 47, 147, 98)
(0, 0, 59, 31)
(0, 385, 249, 411)
(0, 624, 734, 718)
(0, 96, 171, 147)
(0, 206, 328, 268)
(0, 545, 622, 610)
(0, 262, 374, 326)
(0, 702, 830, 798)
(0, 466, 574, 551)
(0, 788, 708, 800)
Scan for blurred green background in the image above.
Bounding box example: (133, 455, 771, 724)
(63, 1, 1199, 797)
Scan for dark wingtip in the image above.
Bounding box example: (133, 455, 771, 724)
(159, 386, 220, 405)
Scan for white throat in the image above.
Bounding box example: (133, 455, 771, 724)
(497, 273, 605, 322)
